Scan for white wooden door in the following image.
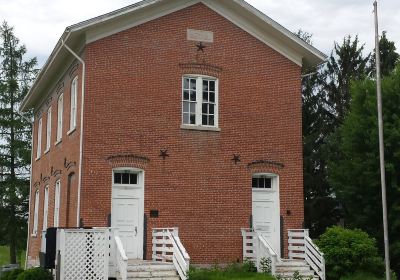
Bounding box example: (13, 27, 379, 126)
(252, 176, 280, 256)
(111, 170, 144, 260)
(112, 198, 140, 259)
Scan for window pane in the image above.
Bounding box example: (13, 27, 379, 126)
(183, 113, 190, 124)
(190, 90, 196, 101)
(183, 78, 189, 90)
(190, 114, 196, 124)
(114, 173, 121, 184)
(265, 178, 272, 189)
(203, 91, 208, 102)
(209, 81, 215, 92)
(183, 90, 189, 100)
(210, 92, 215, 103)
(190, 103, 196, 113)
(122, 173, 129, 184)
(183, 102, 189, 113)
(202, 115, 207, 126)
(209, 115, 215, 126)
(130, 174, 138, 184)
(202, 104, 208, 114)
(190, 79, 196, 91)
(209, 104, 214, 114)
(252, 178, 258, 188)
(203, 80, 208, 91)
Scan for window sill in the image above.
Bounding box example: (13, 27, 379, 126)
(55, 139, 62, 146)
(31, 233, 37, 238)
(180, 124, 221, 132)
(67, 127, 76, 136)
(44, 148, 50, 155)
(35, 157, 40, 162)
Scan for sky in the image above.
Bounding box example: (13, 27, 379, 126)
(0, 0, 399, 67)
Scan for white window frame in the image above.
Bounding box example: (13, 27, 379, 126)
(43, 186, 49, 231)
(32, 190, 39, 236)
(182, 75, 219, 128)
(54, 180, 61, 227)
(45, 107, 51, 153)
(36, 118, 42, 159)
(56, 94, 63, 143)
(69, 76, 78, 132)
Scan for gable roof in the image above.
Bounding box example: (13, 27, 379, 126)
(20, 0, 327, 112)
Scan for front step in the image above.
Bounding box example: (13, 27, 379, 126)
(276, 259, 319, 279)
(117, 260, 179, 280)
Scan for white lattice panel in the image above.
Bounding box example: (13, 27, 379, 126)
(59, 229, 109, 280)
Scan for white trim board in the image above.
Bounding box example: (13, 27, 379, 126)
(20, 0, 326, 112)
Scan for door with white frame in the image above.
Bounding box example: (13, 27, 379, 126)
(111, 168, 144, 259)
(252, 174, 280, 257)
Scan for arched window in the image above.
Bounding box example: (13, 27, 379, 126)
(32, 190, 40, 236)
(42, 186, 49, 231)
(69, 77, 78, 131)
(66, 173, 76, 227)
(54, 180, 61, 227)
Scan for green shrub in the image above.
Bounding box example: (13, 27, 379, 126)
(316, 226, 385, 280)
(15, 268, 52, 280)
(243, 259, 257, 273)
(0, 269, 24, 280)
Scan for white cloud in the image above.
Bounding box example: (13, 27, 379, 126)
(0, 0, 398, 66)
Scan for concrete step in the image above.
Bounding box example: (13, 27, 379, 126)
(278, 259, 308, 266)
(275, 259, 318, 279)
(126, 270, 178, 278)
(116, 260, 179, 280)
(127, 263, 176, 272)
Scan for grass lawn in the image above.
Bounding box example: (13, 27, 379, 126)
(0, 246, 25, 267)
(188, 269, 276, 280)
(188, 263, 276, 280)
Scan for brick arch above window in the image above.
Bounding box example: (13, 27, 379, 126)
(179, 62, 222, 78)
(106, 154, 150, 170)
(247, 160, 285, 175)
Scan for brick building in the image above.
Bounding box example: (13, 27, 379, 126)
(21, 0, 325, 269)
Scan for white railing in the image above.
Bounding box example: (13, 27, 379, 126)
(152, 228, 190, 280)
(112, 230, 128, 280)
(288, 229, 326, 280)
(56, 228, 109, 280)
(241, 229, 279, 274)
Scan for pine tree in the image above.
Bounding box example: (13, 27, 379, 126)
(369, 31, 399, 77)
(323, 35, 370, 127)
(0, 21, 37, 264)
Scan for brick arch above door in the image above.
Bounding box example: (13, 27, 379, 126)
(106, 154, 150, 170)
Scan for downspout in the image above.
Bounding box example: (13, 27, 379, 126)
(61, 37, 85, 227)
(24, 120, 34, 269)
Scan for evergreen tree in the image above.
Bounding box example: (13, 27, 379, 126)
(297, 30, 342, 236)
(369, 31, 399, 77)
(323, 35, 370, 127)
(0, 21, 37, 264)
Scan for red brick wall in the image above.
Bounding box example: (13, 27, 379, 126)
(27, 65, 82, 265)
(80, 3, 303, 264)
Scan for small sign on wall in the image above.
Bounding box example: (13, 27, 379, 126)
(187, 29, 214, 43)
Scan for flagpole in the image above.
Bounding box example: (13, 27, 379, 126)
(373, 1, 391, 279)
